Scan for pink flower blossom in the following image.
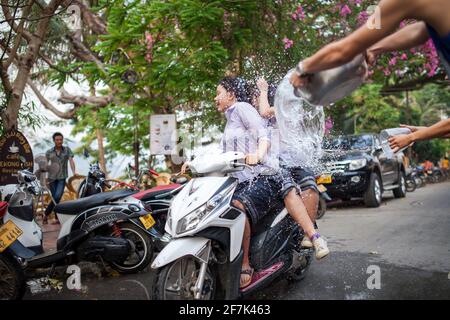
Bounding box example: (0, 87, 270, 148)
(283, 37, 294, 49)
(357, 11, 369, 25)
(325, 117, 334, 135)
(291, 5, 305, 21)
(400, 53, 408, 60)
(389, 57, 397, 66)
(340, 5, 352, 17)
(383, 68, 391, 76)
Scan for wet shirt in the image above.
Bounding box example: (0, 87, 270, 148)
(274, 70, 325, 171)
(45, 146, 74, 181)
(221, 102, 271, 182)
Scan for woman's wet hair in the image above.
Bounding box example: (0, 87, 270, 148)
(219, 77, 250, 103)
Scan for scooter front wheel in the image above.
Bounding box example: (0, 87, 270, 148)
(109, 222, 154, 274)
(0, 254, 26, 300)
(153, 257, 216, 300)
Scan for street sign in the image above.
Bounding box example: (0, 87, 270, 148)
(0, 130, 34, 185)
(150, 114, 177, 155)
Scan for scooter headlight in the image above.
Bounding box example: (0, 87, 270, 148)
(176, 204, 207, 234)
(176, 183, 236, 235)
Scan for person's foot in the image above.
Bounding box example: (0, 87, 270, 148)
(312, 235, 329, 259)
(300, 235, 313, 248)
(240, 266, 254, 288)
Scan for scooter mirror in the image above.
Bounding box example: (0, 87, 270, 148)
(83, 148, 90, 158)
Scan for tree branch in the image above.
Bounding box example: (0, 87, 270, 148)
(380, 73, 449, 93)
(67, 34, 106, 73)
(27, 78, 78, 119)
(58, 89, 113, 108)
(1, 0, 33, 42)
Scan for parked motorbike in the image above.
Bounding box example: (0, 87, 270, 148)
(151, 152, 313, 300)
(0, 169, 158, 300)
(76, 160, 188, 251)
(77, 162, 109, 198)
(405, 168, 417, 192)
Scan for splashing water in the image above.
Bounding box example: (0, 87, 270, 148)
(274, 69, 325, 173)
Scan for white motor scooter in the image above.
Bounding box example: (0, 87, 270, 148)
(151, 152, 313, 300)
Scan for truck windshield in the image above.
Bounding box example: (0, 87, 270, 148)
(324, 135, 372, 150)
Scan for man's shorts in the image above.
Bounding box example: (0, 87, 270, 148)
(232, 174, 281, 228)
(279, 166, 319, 199)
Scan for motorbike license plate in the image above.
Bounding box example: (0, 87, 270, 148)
(317, 184, 327, 193)
(0, 221, 23, 253)
(317, 175, 332, 184)
(139, 214, 156, 230)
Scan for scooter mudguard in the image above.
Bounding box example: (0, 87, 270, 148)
(7, 240, 36, 259)
(151, 237, 210, 269)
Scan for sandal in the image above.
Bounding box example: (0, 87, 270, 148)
(240, 268, 254, 288)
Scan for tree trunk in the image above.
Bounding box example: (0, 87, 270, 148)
(96, 127, 108, 176)
(90, 84, 108, 177)
(1, 0, 63, 131)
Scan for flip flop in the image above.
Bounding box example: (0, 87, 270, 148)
(240, 268, 254, 288)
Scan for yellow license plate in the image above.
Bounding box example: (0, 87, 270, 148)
(139, 214, 156, 230)
(0, 221, 23, 253)
(317, 175, 332, 184)
(317, 184, 327, 193)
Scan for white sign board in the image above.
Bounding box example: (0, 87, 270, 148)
(150, 114, 177, 155)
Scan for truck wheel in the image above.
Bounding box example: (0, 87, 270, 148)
(393, 172, 407, 198)
(364, 173, 382, 208)
(316, 197, 327, 220)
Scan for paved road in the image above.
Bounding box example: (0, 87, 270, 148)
(24, 182, 450, 300)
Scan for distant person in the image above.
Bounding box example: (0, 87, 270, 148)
(423, 159, 434, 171)
(440, 156, 449, 177)
(290, 0, 450, 89)
(44, 132, 76, 224)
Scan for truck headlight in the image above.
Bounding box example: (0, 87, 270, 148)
(349, 159, 367, 170)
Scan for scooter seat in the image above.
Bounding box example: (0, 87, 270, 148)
(133, 184, 181, 202)
(54, 189, 138, 215)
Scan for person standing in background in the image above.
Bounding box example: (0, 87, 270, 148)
(44, 132, 76, 224)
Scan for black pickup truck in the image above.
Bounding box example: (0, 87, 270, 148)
(319, 133, 407, 207)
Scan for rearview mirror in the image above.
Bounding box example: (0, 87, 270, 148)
(83, 148, 90, 158)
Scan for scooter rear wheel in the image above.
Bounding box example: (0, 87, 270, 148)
(109, 222, 154, 274)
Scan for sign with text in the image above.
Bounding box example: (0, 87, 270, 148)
(150, 114, 177, 155)
(0, 130, 34, 185)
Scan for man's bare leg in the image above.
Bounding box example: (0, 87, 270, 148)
(300, 189, 320, 247)
(284, 189, 316, 238)
(284, 189, 329, 259)
(300, 189, 319, 222)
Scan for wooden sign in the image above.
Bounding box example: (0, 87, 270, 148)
(0, 130, 34, 185)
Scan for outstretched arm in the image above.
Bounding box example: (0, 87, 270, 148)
(389, 119, 450, 152)
(257, 78, 275, 118)
(291, 0, 416, 87)
(367, 22, 429, 63)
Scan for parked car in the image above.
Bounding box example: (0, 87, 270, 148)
(320, 134, 407, 207)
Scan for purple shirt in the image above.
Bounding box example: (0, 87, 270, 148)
(221, 102, 270, 182)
